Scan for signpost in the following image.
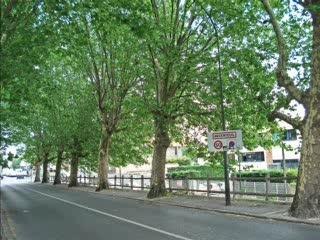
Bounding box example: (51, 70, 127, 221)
(208, 130, 243, 206)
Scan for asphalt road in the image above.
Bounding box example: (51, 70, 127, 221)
(1, 182, 319, 240)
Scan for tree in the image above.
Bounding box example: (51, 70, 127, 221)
(84, 22, 143, 191)
(1, 0, 50, 151)
(142, 0, 217, 198)
(40, 56, 99, 187)
(53, 145, 65, 185)
(259, 0, 320, 218)
(44, 1, 149, 191)
(23, 142, 42, 182)
(107, 0, 218, 198)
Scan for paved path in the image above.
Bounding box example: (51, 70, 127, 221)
(1, 183, 320, 240)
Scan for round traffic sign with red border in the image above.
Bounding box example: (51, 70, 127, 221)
(213, 140, 223, 149)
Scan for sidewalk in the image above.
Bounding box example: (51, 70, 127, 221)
(53, 184, 320, 226)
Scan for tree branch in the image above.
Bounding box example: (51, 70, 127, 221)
(151, 0, 160, 25)
(269, 110, 304, 131)
(2, 0, 18, 19)
(261, 0, 307, 105)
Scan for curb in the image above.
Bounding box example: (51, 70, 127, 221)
(47, 184, 320, 226)
(153, 202, 320, 226)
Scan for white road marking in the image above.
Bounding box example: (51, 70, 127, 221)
(27, 188, 194, 240)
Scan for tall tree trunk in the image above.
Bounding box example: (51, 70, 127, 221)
(34, 161, 41, 182)
(290, 9, 320, 219)
(53, 147, 64, 185)
(96, 126, 111, 191)
(41, 153, 49, 183)
(68, 137, 82, 187)
(147, 115, 170, 198)
(68, 153, 79, 187)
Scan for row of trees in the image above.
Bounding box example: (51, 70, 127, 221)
(1, 0, 319, 219)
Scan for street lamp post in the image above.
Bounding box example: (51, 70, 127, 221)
(200, 5, 231, 206)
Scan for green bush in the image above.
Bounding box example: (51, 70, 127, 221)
(235, 169, 298, 182)
(166, 157, 191, 166)
(286, 169, 299, 179)
(167, 165, 224, 179)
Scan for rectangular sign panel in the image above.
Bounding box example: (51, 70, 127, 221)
(208, 130, 243, 152)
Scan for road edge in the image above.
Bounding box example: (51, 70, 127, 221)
(0, 204, 17, 240)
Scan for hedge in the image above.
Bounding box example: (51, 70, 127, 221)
(167, 167, 298, 182)
(167, 165, 225, 179)
(235, 169, 298, 182)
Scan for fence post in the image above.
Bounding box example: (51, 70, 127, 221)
(265, 173, 270, 201)
(130, 175, 133, 190)
(284, 177, 288, 202)
(141, 175, 144, 191)
(207, 175, 210, 197)
(121, 175, 124, 189)
(114, 175, 117, 189)
(168, 176, 172, 192)
(244, 180, 247, 193)
(232, 174, 236, 200)
(185, 177, 189, 195)
(79, 175, 82, 184)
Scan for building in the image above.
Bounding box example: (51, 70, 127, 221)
(240, 127, 301, 171)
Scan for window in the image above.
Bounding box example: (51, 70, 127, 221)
(242, 152, 265, 162)
(273, 159, 299, 168)
(284, 129, 297, 141)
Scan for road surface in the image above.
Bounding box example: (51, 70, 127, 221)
(1, 181, 319, 240)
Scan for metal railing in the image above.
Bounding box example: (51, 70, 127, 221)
(49, 174, 296, 202)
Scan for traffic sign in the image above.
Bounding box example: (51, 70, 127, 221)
(213, 140, 223, 149)
(208, 130, 243, 152)
(228, 140, 235, 149)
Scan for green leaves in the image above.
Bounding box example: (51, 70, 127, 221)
(3, 0, 312, 176)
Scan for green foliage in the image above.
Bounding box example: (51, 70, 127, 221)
(11, 158, 22, 170)
(0, 156, 8, 168)
(1, 0, 313, 192)
(167, 165, 225, 179)
(166, 157, 191, 166)
(1, 1, 53, 152)
(235, 169, 298, 182)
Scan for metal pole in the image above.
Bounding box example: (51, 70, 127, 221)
(282, 143, 288, 201)
(200, 4, 231, 206)
(281, 143, 286, 177)
(238, 151, 242, 190)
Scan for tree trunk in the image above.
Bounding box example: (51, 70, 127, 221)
(68, 137, 82, 187)
(96, 126, 111, 191)
(147, 115, 170, 198)
(68, 154, 79, 187)
(53, 148, 64, 185)
(41, 153, 49, 183)
(290, 9, 320, 219)
(34, 161, 41, 182)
